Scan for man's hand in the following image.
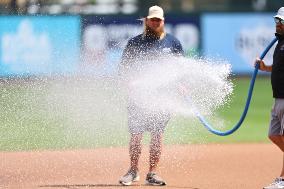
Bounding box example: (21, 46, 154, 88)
(254, 57, 272, 72)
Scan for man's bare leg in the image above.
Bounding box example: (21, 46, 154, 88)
(149, 133, 162, 173)
(129, 133, 143, 172)
(269, 135, 284, 177)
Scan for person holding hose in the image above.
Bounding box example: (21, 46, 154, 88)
(118, 5, 184, 186)
(256, 7, 284, 189)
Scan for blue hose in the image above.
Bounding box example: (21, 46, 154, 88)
(194, 37, 278, 136)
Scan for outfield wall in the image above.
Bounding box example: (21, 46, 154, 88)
(0, 13, 275, 76)
(0, 16, 81, 76)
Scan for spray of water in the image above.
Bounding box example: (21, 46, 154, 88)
(0, 54, 233, 151)
(44, 76, 127, 148)
(43, 55, 233, 145)
(125, 56, 233, 117)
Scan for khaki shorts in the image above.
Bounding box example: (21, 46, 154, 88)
(127, 104, 170, 135)
(269, 98, 284, 136)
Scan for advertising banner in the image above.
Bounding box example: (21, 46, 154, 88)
(81, 15, 200, 76)
(202, 13, 275, 74)
(0, 16, 80, 76)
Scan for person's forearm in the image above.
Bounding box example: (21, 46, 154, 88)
(263, 65, 272, 72)
(258, 60, 273, 72)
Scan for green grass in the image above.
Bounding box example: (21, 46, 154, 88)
(165, 77, 272, 144)
(0, 77, 273, 151)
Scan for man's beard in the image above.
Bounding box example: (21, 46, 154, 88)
(276, 27, 284, 35)
(145, 25, 164, 38)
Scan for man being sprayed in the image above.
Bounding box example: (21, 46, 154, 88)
(118, 5, 184, 186)
(256, 7, 284, 189)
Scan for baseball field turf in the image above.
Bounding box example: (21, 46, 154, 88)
(0, 76, 272, 151)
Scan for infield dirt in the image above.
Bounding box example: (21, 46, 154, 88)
(1, 143, 280, 189)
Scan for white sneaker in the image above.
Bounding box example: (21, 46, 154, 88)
(145, 172, 166, 186)
(119, 170, 140, 186)
(264, 178, 284, 189)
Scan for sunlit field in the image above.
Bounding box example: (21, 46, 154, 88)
(0, 76, 272, 151)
